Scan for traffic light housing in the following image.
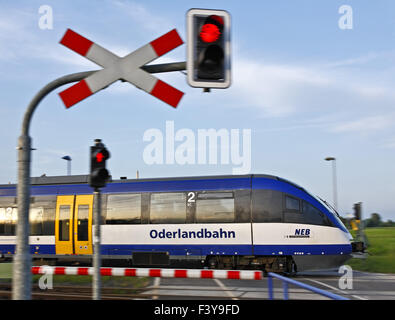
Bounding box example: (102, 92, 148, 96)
(187, 8, 231, 89)
(353, 202, 362, 221)
(89, 139, 110, 189)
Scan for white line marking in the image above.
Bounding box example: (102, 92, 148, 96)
(152, 277, 160, 300)
(213, 279, 238, 300)
(301, 277, 368, 300)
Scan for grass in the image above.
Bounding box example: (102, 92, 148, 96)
(31, 274, 150, 289)
(0, 263, 13, 279)
(347, 227, 395, 274)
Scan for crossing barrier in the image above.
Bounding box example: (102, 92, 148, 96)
(31, 266, 349, 300)
(31, 266, 263, 280)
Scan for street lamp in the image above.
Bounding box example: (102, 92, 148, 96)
(62, 155, 72, 176)
(325, 157, 338, 212)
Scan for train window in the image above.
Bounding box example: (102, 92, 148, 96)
(29, 196, 56, 235)
(59, 205, 70, 241)
(234, 190, 251, 223)
(0, 207, 17, 235)
(196, 197, 235, 223)
(0, 198, 17, 235)
(150, 193, 186, 224)
(106, 194, 141, 224)
(302, 201, 332, 227)
(77, 205, 89, 241)
(252, 189, 282, 223)
(283, 194, 305, 223)
(285, 195, 300, 212)
(0, 208, 6, 235)
(30, 207, 44, 236)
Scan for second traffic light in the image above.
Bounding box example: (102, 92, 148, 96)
(353, 202, 362, 221)
(89, 139, 110, 189)
(187, 8, 231, 89)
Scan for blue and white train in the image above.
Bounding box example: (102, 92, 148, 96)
(0, 174, 362, 273)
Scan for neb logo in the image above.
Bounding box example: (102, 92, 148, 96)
(295, 229, 310, 236)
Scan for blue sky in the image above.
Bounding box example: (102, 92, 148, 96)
(1, 0, 395, 221)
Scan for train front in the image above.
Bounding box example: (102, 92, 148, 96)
(297, 194, 365, 271)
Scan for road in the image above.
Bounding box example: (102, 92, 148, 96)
(140, 269, 395, 300)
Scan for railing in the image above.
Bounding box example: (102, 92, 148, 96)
(267, 272, 349, 300)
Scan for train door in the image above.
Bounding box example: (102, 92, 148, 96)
(55, 195, 93, 255)
(73, 195, 93, 255)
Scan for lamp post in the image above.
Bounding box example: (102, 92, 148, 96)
(325, 157, 338, 212)
(62, 155, 72, 176)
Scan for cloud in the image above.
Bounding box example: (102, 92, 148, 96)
(112, 0, 173, 33)
(0, 8, 36, 61)
(223, 53, 395, 137)
(329, 115, 394, 133)
(324, 52, 381, 68)
(0, 2, 183, 73)
(378, 137, 395, 149)
(231, 60, 333, 117)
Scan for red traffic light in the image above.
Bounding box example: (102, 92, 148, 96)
(90, 142, 110, 189)
(186, 9, 231, 88)
(96, 152, 104, 163)
(200, 23, 221, 43)
(199, 15, 224, 43)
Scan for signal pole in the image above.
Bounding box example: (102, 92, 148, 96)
(325, 157, 338, 212)
(89, 139, 110, 300)
(93, 188, 101, 300)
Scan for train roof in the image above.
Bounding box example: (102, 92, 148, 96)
(0, 173, 304, 190)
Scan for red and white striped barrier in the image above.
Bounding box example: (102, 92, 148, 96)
(58, 28, 184, 108)
(31, 266, 263, 280)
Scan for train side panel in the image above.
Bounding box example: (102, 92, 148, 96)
(100, 223, 253, 258)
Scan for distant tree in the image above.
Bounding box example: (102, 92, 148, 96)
(365, 213, 385, 227)
(383, 219, 395, 227)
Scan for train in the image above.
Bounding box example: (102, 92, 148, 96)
(0, 174, 363, 273)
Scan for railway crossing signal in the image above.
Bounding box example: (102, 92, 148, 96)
(352, 202, 368, 250)
(353, 202, 361, 221)
(58, 28, 184, 108)
(187, 8, 231, 89)
(14, 8, 232, 300)
(89, 139, 110, 189)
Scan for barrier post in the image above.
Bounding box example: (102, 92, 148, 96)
(93, 189, 101, 300)
(267, 275, 274, 300)
(282, 281, 289, 300)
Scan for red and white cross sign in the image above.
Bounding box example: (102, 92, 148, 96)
(58, 29, 184, 108)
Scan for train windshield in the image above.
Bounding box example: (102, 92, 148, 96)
(301, 186, 349, 232)
(315, 195, 349, 231)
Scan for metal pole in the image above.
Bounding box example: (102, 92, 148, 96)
(267, 275, 274, 300)
(93, 189, 101, 300)
(141, 61, 186, 74)
(13, 61, 185, 300)
(282, 281, 289, 300)
(325, 157, 338, 212)
(13, 71, 93, 300)
(12, 135, 32, 300)
(332, 159, 338, 212)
